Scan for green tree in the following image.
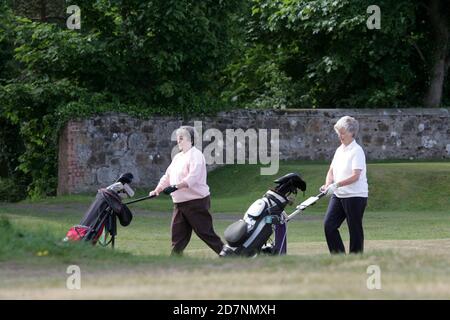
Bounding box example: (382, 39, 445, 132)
(0, 0, 245, 198)
(223, 0, 448, 108)
(11, 0, 243, 114)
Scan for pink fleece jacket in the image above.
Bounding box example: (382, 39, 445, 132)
(156, 147, 210, 203)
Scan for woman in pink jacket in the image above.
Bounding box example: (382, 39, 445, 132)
(149, 126, 224, 256)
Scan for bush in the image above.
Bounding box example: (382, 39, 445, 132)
(0, 177, 28, 202)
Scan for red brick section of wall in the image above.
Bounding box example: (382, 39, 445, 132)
(57, 122, 87, 195)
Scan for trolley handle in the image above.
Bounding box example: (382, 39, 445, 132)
(124, 194, 157, 205)
(286, 191, 326, 221)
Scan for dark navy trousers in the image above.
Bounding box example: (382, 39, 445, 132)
(324, 195, 367, 254)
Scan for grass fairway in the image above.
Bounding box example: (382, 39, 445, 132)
(0, 161, 449, 299)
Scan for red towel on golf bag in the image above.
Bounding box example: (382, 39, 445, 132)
(65, 225, 101, 242)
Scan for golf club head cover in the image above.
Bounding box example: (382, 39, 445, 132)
(117, 172, 134, 185)
(106, 182, 124, 193)
(273, 172, 307, 196)
(123, 184, 135, 198)
(163, 185, 178, 195)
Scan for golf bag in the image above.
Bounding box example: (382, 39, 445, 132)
(220, 173, 307, 257)
(63, 173, 135, 247)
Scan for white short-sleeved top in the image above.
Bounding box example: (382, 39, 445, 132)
(330, 140, 368, 198)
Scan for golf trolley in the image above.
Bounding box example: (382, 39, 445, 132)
(63, 173, 155, 248)
(220, 172, 326, 257)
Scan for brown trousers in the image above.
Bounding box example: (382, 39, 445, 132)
(171, 196, 224, 255)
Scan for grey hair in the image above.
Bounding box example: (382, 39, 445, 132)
(334, 116, 359, 138)
(176, 126, 196, 145)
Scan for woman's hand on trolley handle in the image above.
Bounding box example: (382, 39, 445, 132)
(319, 183, 339, 196)
(149, 189, 161, 197)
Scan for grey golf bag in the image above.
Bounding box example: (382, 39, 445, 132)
(219, 173, 307, 257)
(63, 173, 135, 248)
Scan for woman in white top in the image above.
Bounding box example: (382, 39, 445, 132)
(320, 116, 368, 254)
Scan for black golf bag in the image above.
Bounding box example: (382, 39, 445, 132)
(64, 173, 134, 248)
(220, 173, 307, 257)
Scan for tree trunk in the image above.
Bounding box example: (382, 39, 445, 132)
(40, 0, 47, 22)
(424, 0, 449, 108)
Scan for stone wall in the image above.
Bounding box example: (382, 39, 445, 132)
(57, 108, 450, 194)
